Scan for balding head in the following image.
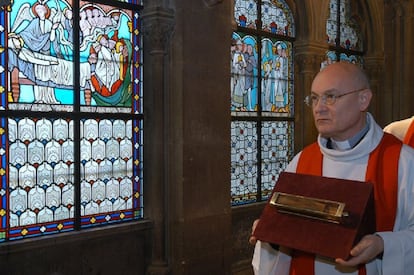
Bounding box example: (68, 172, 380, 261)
(313, 62, 370, 93)
(309, 62, 373, 140)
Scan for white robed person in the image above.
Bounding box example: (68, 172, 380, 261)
(251, 62, 414, 275)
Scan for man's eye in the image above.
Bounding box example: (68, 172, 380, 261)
(326, 94, 335, 100)
(310, 95, 318, 101)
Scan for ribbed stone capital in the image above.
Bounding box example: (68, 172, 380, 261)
(142, 7, 175, 55)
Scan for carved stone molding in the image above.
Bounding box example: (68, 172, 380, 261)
(295, 54, 322, 74)
(142, 7, 175, 55)
(363, 57, 383, 80)
(386, 0, 414, 17)
(204, 0, 223, 7)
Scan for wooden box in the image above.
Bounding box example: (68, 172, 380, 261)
(253, 172, 376, 259)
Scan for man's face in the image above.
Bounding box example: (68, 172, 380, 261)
(310, 65, 371, 141)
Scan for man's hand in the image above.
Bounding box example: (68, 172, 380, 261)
(335, 234, 384, 267)
(249, 219, 260, 245)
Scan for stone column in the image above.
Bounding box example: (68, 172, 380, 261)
(142, 3, 175, 275)
(294, 47, 324, 149)
(383, 0, 414, 123)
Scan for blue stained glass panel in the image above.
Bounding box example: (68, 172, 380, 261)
(80, 2, 140, 113)
(234, 0, 258, 29)
(80, 118, 143, 228)
(231, 121, 258, 206)
(261, 38, 294, 116)
(260, 121, 293, 200)
(6, 117, 75, 241)
(261, 0, 295, 37)
(326, 0, 362, 51)
(0, 0, 143, 242)
(6, 0, 142, 113)
(231, 32, 258, 113)
(8, 0, 75, 112)
(231, 0, 295, 205)
(113, 0, 142, 4)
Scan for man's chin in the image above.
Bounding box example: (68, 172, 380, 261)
(316, 128, 332, 137)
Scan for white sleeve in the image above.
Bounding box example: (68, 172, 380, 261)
(252, 241, 291, 275)
(383, 117, 413, 141)
(376, 145, 414, 275)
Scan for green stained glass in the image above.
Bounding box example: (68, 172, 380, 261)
(0, 0, 143, 242)
(80, 2, 135, 110)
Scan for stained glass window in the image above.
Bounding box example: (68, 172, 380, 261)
(323, 0, 363, 68)
(231, 0, 295, 206)
(0, 0, 143, 242)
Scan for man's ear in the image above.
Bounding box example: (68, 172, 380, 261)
(359, 89, 372, 111)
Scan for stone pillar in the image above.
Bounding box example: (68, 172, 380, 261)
(383, 0, 414, 123)
(294, 47, 324, 150)
(363, 56, 384, 124)
(142, 4, 175, 275)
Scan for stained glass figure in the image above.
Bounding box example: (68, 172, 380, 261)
(0, 0, 143, 242)
(231, 33, 258, 112)
(231, 0, 295, 205)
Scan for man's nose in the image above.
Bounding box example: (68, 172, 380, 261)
(313, 97, 328, 111)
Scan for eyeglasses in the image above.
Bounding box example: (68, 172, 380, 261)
(304, 87, 366, 107)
